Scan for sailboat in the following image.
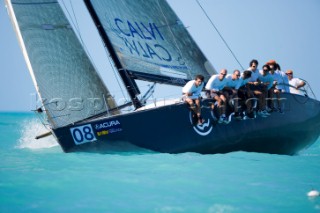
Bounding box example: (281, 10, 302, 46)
(6, 0, 320, 155)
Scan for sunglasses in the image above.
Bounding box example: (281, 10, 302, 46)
(286, 73, 293, 75)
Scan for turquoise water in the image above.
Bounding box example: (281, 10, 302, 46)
(0, 112, 320, 212)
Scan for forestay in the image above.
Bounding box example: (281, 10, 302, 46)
(6, 0, 117, 128)
(87, 0, 216, 86)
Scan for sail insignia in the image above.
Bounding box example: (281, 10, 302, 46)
(87, 0, 216, 86)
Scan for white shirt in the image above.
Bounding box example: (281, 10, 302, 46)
(289, 78, 305, 95)
(182, 80, 204, 98)
(205, 74, 227, 91)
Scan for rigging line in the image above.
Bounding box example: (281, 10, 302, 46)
(82, 1, 129, 102)
(195, 0, 244, 70)
(69, 1, 83, 41)
(111, 0, 139, 101)
(60, 1, 80, 36)
(62, 0, 128, 102)
(106, 55, 129, 101)
(156, 0, 193, 78)
(58, 0, 105, 124)
(62, 0, 95, 66)
(61, 1, 100, 74)
(298, 78, 317, 99)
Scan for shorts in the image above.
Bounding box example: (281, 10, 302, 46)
(222, 88, 234, 96)
(249, 84, 265, 91)
(182, 94, 201, 101)
(210, 91, 223, 98)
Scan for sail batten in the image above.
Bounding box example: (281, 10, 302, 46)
(86, 0, 216, 85)
(11, 1, 57, 5)
(7, 0, 117, 128)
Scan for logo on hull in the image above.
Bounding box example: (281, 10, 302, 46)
(94, 119, 123, 137)
(189, 112, 213, 136)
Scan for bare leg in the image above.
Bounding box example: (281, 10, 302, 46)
(194, 99, 203, 124)
(220, 94, 227, 115)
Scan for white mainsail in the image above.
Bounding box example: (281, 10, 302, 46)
(86, 0, 216, 85)
(6, 0, 117, 128)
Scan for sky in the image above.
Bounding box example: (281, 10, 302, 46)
(1, 0, 320, 111)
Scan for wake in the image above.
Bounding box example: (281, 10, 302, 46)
(17, 118, 58, 149)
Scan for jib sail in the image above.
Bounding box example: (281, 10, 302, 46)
(6, 0, 117, 128)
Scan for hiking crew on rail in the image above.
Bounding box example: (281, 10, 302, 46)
(182, 59, 306, 124)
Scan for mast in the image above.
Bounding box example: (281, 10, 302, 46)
(83, 0, 143, 109)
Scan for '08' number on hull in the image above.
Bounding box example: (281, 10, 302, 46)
(70, 124, 97, 145)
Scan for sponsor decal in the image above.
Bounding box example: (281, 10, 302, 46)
(189, 112, 213, 136)
(113, 18, 172, 62)
(94, 120, 121, 130)
(97, 130, 109, 136)
(96, 128, 123, 136)
(94, 120, 122, 137)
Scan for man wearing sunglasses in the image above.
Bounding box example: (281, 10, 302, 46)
(205, 69, 228, 123)
(286, 70, 306, 96)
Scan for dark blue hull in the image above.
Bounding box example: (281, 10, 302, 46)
(52, 93, 320, 155)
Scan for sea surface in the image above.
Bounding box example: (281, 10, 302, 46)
(0, 112, 320, 213)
